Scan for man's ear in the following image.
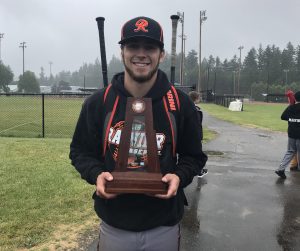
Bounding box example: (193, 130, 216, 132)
(159, 50, 165, 63)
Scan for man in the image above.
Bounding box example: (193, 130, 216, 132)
(70, 16, 207, 251)
(188, 90, 208, 177)
(285, 89, 298, 171)
(275, 91, 300, 179)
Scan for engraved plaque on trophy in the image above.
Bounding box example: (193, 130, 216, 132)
(105, 97, 168, 194)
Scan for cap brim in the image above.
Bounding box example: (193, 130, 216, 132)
(118, 36, 164, 47)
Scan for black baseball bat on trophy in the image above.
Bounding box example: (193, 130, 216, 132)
(170, 15, 180, 84)
(96, 17, 108, 87)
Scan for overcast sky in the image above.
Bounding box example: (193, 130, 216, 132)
(1, 0, 299, 79)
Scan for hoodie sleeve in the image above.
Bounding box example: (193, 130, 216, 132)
(69, 95, 105, 185)
(281, 106, 290, 121)
(174, 93, 208, 188)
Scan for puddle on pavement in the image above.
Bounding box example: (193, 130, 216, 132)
(204, 150, 224, 156)
(257, 134, 271, 138)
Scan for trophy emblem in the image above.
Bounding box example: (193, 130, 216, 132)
(132, 99, 145, 113)
(105, 97, 167, 194)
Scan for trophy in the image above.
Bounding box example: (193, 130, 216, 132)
(105, 97, 168, 194)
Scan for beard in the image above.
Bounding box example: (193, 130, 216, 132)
(123, 56, 160, 84)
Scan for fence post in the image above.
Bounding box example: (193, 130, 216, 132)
(42, 94, 45, 138)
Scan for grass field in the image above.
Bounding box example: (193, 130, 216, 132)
(0, 98, 288, 250)
(0, 137, 98, 250)
(0, 96, 84, 138)
(200, 102, 288, 132)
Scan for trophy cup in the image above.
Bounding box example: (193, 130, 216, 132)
(105, 97, 168, 194)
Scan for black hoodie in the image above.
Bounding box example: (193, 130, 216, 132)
(70, 70, 207, 231)
(281, 103, 300, 139)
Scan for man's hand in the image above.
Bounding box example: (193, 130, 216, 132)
(155, 173, 180, 199)
(96, 172, 118, 199)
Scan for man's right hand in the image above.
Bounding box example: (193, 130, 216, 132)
(96, 172, 118, 199)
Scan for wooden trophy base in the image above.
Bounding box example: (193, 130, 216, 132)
(105, 171, 168, 194)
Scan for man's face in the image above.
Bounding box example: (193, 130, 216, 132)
(121, 38, 165, 84)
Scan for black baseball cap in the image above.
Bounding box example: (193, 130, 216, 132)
(119, 16, 164, 48)
(295, 91, 300, 102)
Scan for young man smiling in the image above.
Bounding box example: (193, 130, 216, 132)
(70, 16, 207, 251)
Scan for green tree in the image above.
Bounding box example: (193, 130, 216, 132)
(0, 62, 14, 92)
(159, 51, 171, 80)
(257, 44, 264, 81)
(38, 67, 48, 86)
(55, 70, 72, 83)
(18, 71, 40, 93)
(108, 55, 124, 82)
(262, 45, 272, 84)
(281, 42, 296, 84)
(185, 50, 198, 87)
(281, 42, 295, 70)
(51, 80, 71, 93)
(74, 59, 102, 88)
(296, 45, 300, 81)
(207, 55, 216, 69)
(269, 45, 282, 84)
(241, 47, 258, 93)
(215, 57, 221, 68)
(89, 59, 102, 88)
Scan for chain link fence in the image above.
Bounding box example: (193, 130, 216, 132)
(214, 95, 244, 107)
(0, 93, 90, 138)
(0, 86, 195, 139)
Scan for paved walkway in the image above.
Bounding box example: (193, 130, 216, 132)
(181, 113, 300, 251)
(87, 113, 300, 251)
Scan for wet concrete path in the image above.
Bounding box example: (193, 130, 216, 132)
(181, 113, 300, 251)
(88, 113, 300, 251)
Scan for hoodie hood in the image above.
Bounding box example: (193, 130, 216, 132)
(110, 69, 172, 101)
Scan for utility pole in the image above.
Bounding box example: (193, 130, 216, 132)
(237, 46, 244, 95)
(178, 34, 187, 85)
(177, 11, 184, 85)
(19, 42, 27, 75)
(198, 10, 207, 94)
(183, 34, 187, 84)
(233, 70, 237, 95)
(0, 33, 4, 62)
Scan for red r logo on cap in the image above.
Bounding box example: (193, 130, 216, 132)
(134, 19, 148, 32)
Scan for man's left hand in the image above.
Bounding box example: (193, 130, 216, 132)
(155, 173, 180, 199)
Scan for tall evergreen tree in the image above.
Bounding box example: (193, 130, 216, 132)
(241, 47, 258, 93)
(108, 55, 124, 83)
(257, 44, 264, 81)
(296, 45, 300, 81)
(38, 67, 47, 86)
(185, 50, 198, 87)
(270, 45, 282, 84)
(281, 42, 296, 84)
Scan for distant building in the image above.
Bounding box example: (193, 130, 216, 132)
(40, 86, 52, 93)
(7, 85, 18, 92)
(78, 87, 99, 93)
(59, 85, 83, 94)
